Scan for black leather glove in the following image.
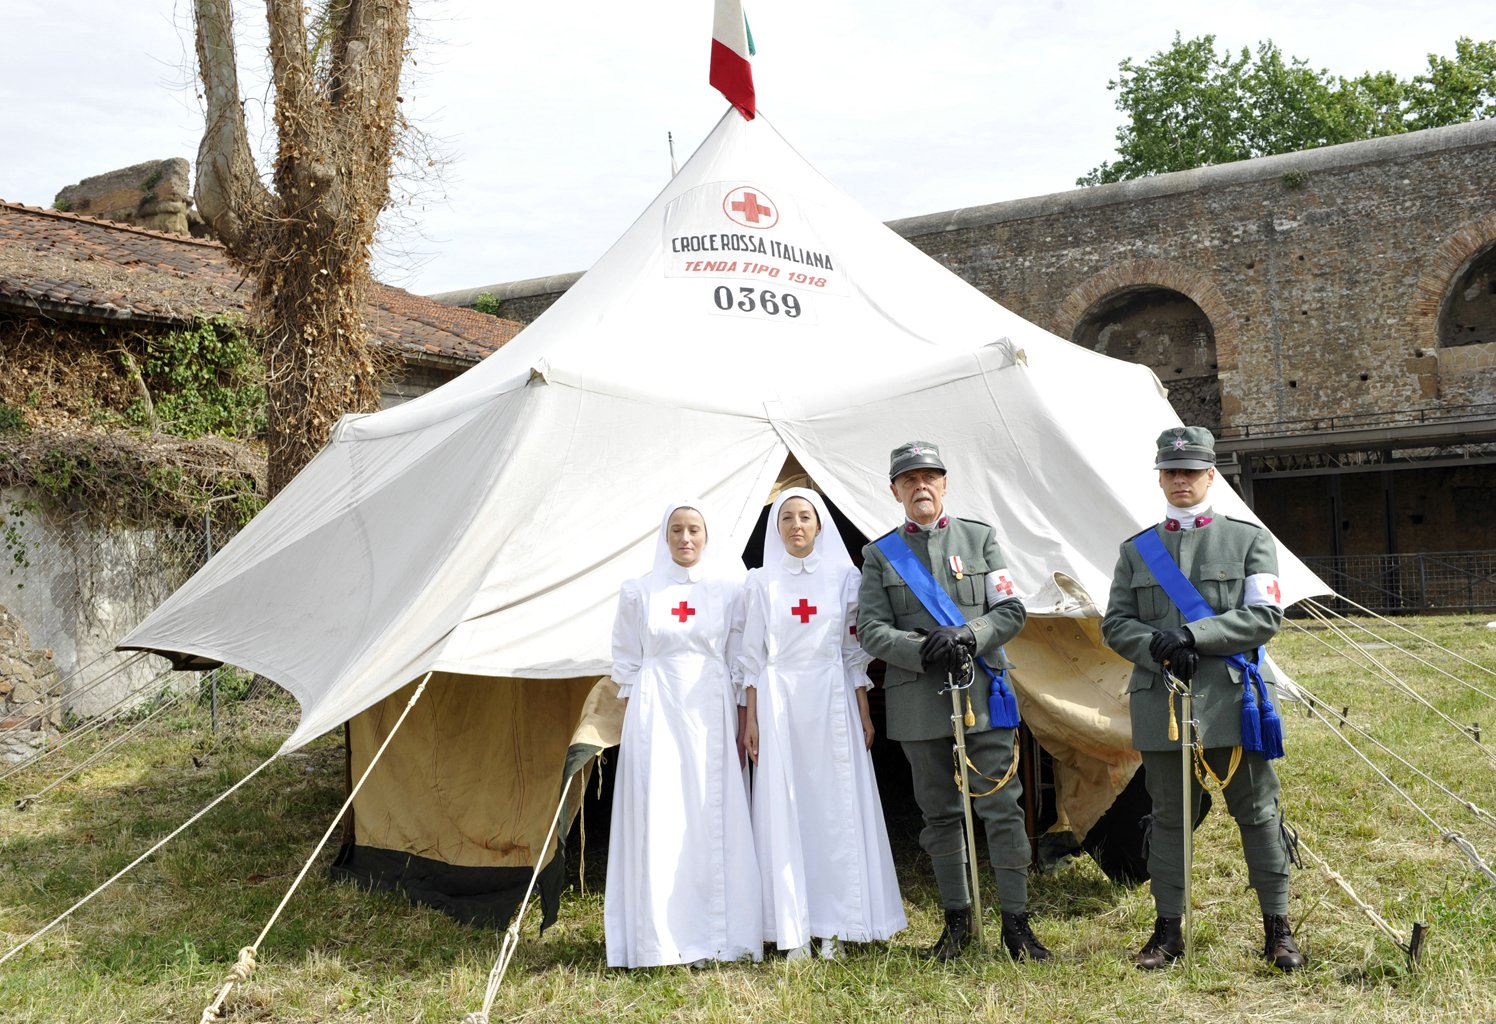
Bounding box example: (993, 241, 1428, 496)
(1163, 646, 1199, 683)
(920, 624, 976, 669)
(1148, 626, 1195, 665)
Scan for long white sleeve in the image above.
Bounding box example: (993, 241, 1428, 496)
(723, 579, 749, 704)
(737, 571, 769, 693)
(841, 567, 874, 689)
(610, 579, 645, 699)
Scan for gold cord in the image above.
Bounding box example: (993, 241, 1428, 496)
(1193, 744, 1242, 790)
(955, 739, 1021, 798)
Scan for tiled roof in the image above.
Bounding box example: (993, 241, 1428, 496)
(0, 201, 521, 365)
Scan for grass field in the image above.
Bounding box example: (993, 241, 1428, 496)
(2, 615, 1494, 1022)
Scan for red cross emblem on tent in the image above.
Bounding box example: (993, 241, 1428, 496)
(671, 601, 696, 623)
(723, 186, 778, 229)
(790, 599, 817, 623)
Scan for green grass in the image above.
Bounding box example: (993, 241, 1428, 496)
(2, 616, 1494, 1022)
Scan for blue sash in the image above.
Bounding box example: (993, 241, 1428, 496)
(1133, 527, 1284, 760)
(873, 531, 1020, 728)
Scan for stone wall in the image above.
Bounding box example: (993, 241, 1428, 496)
(53, 158, 198, 236)
(0, 604, 61, 763)
(0, 487, 200, 718)
(889, 120, 1496, 432)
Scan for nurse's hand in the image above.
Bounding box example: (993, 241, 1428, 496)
(743, 713, 759, 765)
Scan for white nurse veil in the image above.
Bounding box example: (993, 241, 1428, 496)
(762, 487, 853, 571)
(650, 498, 747, 582)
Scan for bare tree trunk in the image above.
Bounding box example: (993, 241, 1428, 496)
(193, 0, 408, 496)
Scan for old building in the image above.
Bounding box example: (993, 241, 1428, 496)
(0, 201, 526, 720)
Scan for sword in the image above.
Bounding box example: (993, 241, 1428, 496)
(943, 657, 984, 944)
(1165, 662, 1195, 975)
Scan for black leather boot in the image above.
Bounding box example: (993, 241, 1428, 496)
(1133, 916, 1184, 970)
(1263, 913, 1307, 971)
(924, 906, 972, 962)
(999, 910, 1052, 961)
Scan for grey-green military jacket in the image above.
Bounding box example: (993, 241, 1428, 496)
(858, 516, 1027, 742)
(1101, 512, 1283, 751)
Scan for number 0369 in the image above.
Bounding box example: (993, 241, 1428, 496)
(711, 286, 803, 318)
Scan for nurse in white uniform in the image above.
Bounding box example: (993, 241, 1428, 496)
(604, 500, 762, 969)
(741, 487, 906, 959)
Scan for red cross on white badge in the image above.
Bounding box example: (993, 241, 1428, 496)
(993, 574, 1014, 596)
(1267, 579, 1282, 604)
(670, 601, 695, 623)
(791, 598, 817, 623)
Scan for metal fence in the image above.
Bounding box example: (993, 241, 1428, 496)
(1300, 551, 1496, 615)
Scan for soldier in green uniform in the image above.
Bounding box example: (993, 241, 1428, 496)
(1102, 426, 1306, 972)
(858, 441, 1050, 962)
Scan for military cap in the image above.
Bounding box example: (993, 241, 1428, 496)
(889, 440, 946, 480)
(1154, 426, 1216, 470)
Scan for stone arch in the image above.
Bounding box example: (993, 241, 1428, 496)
(1051, 259, 1242, 430)
(1411, 212, 1496, 349)
(1411, 213, 1496, 366)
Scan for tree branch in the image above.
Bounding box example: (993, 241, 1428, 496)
(192, 0, 273, 247)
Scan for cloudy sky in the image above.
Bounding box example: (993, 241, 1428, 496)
(1, 1, 1483, 297)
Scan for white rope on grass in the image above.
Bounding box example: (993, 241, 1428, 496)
(200, 672, 433, 1023)
(1303, 597, 1496, 702)
(1289, 675, 1496, 830)
(1, 665, 179, 787)
(1314, 594, 1496, 686)
(0, 655, 156, 784)
(462, 764, 583, 1024)
(0, 749, 282, 968)
(14, 686, 188, 809)
(1296, 678, 1496, 882)
(1443, 831, 1496, 887)
(1294, 833, 1414, 951)
(1296, 605, 1496, 766)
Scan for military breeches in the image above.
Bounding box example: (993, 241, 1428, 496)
(1140, 746, 1290, 916)
(900, 727, 1030, 913)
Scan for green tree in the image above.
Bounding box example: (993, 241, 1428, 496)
(1080, 35, 1496, 185)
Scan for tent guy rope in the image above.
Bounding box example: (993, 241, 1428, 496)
(1294, 672, 1496, 884)
(462, 757, 591, 1024)
(0, 748, 282, 968)
(1308, 595, 1496, 688)
(200, 672, 432, 1023)
(14, 683, 188, 810)
(1295, 605, 1496, 766)
(0, 652, 152, 782)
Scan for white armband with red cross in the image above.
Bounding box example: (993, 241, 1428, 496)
(1244, 572, 1283, 607)
(986, 567, 1019, 607)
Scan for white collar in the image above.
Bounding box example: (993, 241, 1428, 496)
(664, 561, 705, 583)
(780, 550, 822, 575)
(1163, 501, 1214, 530)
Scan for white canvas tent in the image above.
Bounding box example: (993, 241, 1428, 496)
(121, 108, 1330, 921)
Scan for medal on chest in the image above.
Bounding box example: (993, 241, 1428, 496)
(949, 555, 964, 580)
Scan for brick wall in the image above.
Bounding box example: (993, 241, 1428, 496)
(889, 120, 1496, 433)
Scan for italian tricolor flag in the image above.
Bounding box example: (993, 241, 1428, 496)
(710, 0, 756, 120)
